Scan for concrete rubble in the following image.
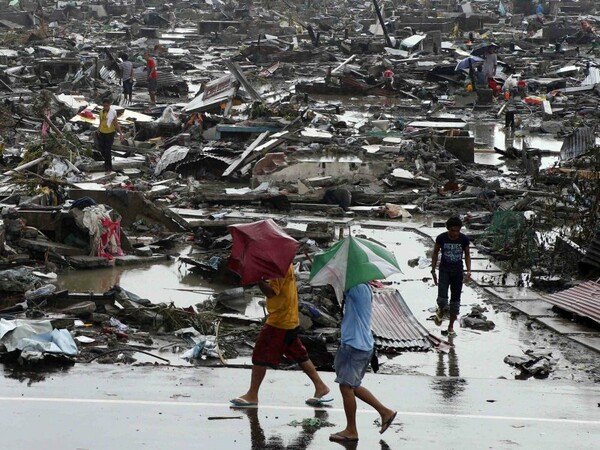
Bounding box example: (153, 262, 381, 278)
(0, 0, 599, 377)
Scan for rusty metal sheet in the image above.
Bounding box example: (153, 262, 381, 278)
(372, 288, 432, 351)
(542, 281, 600, 324)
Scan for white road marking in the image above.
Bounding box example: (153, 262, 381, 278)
(0, 396, 598, 425)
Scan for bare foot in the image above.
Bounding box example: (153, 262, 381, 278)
(314, 384, 330, 399)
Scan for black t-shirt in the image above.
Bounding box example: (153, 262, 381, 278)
(436, 232, 470, 273)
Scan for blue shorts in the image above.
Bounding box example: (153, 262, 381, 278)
(334, 343, 373, 388)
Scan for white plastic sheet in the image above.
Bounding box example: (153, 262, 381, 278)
(0, 319, 53, 352)
(0, 319, 78, 356)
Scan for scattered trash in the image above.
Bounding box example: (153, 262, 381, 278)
(504, 349, 558, 379)
(460, 305, 496, 331)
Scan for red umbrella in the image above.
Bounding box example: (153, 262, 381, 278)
(227, 219, 299, 285)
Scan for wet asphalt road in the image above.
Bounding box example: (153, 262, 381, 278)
(2, 364, 598, 449)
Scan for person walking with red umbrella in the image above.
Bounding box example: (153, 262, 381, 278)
(230, 264, 331, 407)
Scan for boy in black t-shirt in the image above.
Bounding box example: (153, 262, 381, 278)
(431, 216, 472, 335)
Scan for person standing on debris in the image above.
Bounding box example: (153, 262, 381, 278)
(119, 54, 134, 103)
(482, 46, 497, 83)
(329, 283, 397, 443)
(230, 264, 331, 408)
(536, 1, 545, 21)
(431, 216, 472, 336)
(96, 98, 124, 172)
(144, 51, 158, 106)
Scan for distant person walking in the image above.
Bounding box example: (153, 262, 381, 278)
(329, 283, 397, 443)
(230, 264, 331, 408)
(96, 98, 124, 172)
(431, 216, 472, 336)
(144, 51, 157, 106)
(118, 54, 134, 102)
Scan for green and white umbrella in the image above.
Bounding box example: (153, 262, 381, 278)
(309, 236, 402, 301)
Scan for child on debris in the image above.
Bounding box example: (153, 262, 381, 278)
(430, 216, 472, 336)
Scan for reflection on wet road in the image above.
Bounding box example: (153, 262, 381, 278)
(232, 407, 396, 450)
(241, 408, 326, 450)
(432, 337, 467, 402)
(1, 365, 598, 449)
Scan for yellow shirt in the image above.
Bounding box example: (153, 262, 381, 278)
(265, 265, 299, 330)
(98, 109, 116, 134)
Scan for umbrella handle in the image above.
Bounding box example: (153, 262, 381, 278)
(304, 251, 313, 264)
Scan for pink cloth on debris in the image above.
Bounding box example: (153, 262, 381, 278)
(97, 217, 124, 260)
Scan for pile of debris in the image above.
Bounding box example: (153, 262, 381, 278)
(460, 305, 496, 331)
(504, 348, 558, 379)
(1, 0, 600, 371)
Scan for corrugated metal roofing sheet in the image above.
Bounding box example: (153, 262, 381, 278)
(560, 126, 594, 161)
(372, 288, 432, 352)
(183, 74, 238, 113)
(542, 281, 600, 324)
(582, 67, 600, 86)
(400, 34, 426, 49)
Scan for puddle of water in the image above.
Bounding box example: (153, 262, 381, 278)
(56, 256, 228, 309)
(471, 123, 563, 170)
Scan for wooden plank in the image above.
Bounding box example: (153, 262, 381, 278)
(225, 60, 263, 102)
(331, 55, 357, 74)
(222, 131, 270, 177)
(3, 156, 47, 176)
(407, 120, 467, 129)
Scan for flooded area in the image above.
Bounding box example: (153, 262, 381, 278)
(471, 123, 563, 170)
(50, 220, 599, 383)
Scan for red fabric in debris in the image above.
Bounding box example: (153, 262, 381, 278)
(79, 110, 96, 119)
(98, 217, 124, 260)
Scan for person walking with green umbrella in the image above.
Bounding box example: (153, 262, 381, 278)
(329, 282, 397, 443)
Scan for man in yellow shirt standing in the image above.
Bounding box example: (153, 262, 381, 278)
(231, 264, 331, 407)
(97, 98, 124, 172)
